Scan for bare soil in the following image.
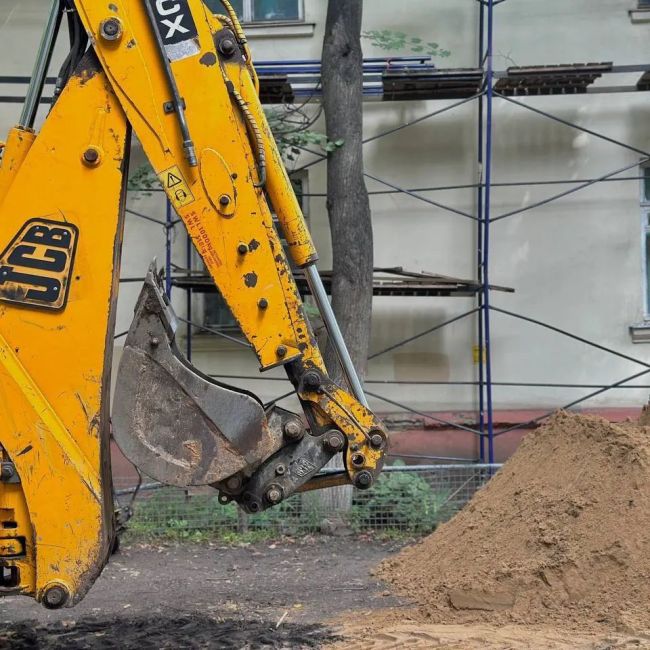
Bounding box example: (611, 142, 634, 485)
(332, 616, 650, 649)
(0, 537, 399, 649)
(5, 411, 650, 648)
(1, 526, 647, 648)
(379, 412, 650, 636)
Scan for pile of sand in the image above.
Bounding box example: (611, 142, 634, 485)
(378, 411, 650, 632)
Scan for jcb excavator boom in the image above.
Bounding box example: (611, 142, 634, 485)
(0, 0, 386, 608)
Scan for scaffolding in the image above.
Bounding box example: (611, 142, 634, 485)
(3, 0, 650, 467)
(264, 0, 650, 465)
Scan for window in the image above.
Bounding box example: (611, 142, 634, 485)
(642, 165, 650, 316)
(640, 0, 650, 6)
(203, 172, 309, 332)
(204, 0, 303, 23)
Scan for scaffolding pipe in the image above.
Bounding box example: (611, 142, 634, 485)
(477, 0, 486, 462)
(165, 200, 173, 298)
(186, 234, 193, 362)
(482, 0, 496, 463)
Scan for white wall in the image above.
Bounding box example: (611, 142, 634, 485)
(2, 0, 650, 415)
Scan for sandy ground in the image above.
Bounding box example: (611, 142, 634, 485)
(1, 538, 648, 649)
(332, 620, 650, 649)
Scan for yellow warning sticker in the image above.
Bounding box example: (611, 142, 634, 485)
(158, 165, 195, 210)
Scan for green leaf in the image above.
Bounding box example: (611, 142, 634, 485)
(362, 28, 450, 60)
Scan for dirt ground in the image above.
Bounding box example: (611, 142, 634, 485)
(2, 537, 649, 649)
(0, 537, 396, 649)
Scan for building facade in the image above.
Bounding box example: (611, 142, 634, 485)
(1, 1, 650, 460)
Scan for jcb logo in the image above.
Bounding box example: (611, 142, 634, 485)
(150, 0, 198, 45)
(0, 219, 78, 311)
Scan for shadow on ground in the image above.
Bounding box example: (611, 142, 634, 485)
(1, 614, 338, 649)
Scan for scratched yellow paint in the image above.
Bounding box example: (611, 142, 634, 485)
(0, 127, 36, 205)
(0, 62, 127, 604)
(73, 0, 316, 369)
(0, 333, 100, 500)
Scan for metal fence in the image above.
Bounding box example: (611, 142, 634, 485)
(115, 464, 501, 540)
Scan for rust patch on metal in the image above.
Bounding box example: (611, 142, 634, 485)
(183, 440, 202, 467)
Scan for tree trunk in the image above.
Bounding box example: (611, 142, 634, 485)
(316, 0, 373, 518)
(321, 0, 373, 383)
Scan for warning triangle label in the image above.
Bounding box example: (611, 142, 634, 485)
(167, 172, 183, 188)
(158, 165, 195, 210)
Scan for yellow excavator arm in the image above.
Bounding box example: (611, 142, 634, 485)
(0, 0, 386, 608)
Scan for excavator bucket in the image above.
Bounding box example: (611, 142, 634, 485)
(112, 266, 286, 487)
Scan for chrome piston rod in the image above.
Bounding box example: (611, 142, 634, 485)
(304, 264, 369, 408)
(20, 0, 62, 130)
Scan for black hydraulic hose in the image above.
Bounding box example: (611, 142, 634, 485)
(142, 0, 198, 167)
(53, 1, 88, 105)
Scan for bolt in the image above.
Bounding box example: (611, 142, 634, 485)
(225, 475, 242, 492)
(150, 337, 160, 348)
(265, 484, 283, 505)
(237, 243, 248, 255)
(100, 17, 122, 41)
(0, 464, 14, 481)
(275, 464, 286, 476)
(370, 432, 385, 449)
(351, 453, 366, 467)
(258, 298, 269, 310)
(302, 370, 321, 390)
(323, 430, 345, 453)
(219, 194, 231, 207)
(219, 38, 237, 57)
(248, 501, 261, 513)
(354, 471, 373, 490)
(83, 148, 100, 165)
(42, 585, 69, 610)
(283, 419, 304, 441)
(276, 345, 287, 358)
